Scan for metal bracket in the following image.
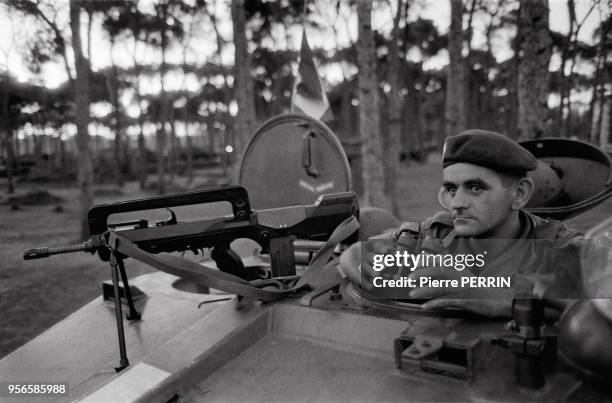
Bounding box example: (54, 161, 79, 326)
(490, 294, 551, 390)
(394, 325, 479, 380)
(300, 282, 341, 306)
(299, 268, 342, 306)
(398, 334, 444, 360)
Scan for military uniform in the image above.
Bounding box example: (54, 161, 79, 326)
(392, 209, 584, 298)
(340, 129, 589, 302)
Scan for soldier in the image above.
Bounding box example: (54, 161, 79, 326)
(340, 129, 584, 317)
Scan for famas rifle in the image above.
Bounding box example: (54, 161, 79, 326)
(23, 185, 359, 370)
(24, 185, 358, 279)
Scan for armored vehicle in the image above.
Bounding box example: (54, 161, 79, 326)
(2, 114, 612, 402)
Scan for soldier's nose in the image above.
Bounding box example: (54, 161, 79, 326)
(450, 190, 469, 209)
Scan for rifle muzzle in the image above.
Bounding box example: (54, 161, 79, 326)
(23, 239, 98, 260)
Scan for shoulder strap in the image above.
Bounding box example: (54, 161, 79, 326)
(394, 221, 422, 251)
(109, 216, 359, 302)
(394, 211, 454, 252)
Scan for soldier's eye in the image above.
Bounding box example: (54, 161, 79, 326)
(468, 185, 483, 194)
(445, 186, 457, 196)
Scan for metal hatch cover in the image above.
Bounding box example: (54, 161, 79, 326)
(239, 113, 351, 209)
(520, 138, 612, 220)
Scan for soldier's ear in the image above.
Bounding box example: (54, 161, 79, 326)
(511, 177, 534, 210)
(438, 187, 451, 210)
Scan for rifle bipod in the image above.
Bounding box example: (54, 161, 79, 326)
(107, 238, 141, 373)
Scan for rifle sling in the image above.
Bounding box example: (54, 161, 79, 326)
(108, 216, 359, 302)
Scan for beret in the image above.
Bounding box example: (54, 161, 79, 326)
(442, 129, 537, 174)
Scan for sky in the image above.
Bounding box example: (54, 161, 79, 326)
(0, 0, 607, 87)
(0, 0, 608, 140)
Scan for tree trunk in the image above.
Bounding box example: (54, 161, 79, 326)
(231, 0, 256, 175)
(86, 8, 93, 61)
(338, 80, 363, 196)
(606, 94, 612, 148)
(210, 1, 233, 173)
(137, 126, 146, 189)
(340, 81, 352, 141)
(412, 84, 425, 158)
(156, 5, 169, 195)
(589, 82, 600, 144)
(464, 0, 477, 130)
(104, 44, 124, 188)
(517, 0, 552, 140)
(185, 133, 194, 183)
(357, 0, 389, 209)
(156, 121, 167, 194)
(111, 43, 124, 188)
(134, 64, 147, 190)
(25, 132, 32, 155)
(130, 24, 148, 190)
(598, 97, 611, 148)
(555, 0, 575, 138)
(384, 0, 403, 217)
(445, 0, 466, 137)
(589, 17, 611, 144)
(1, 78, 14, 194)
(4, 132, 15, 194)
(507, 13, 521, 140)
(33, 133, 42, 163)
(558, 0, 594, 138)
(54, 136, 65, 169)
(123, 131, 132, 179)
(169, 117, 177, 181)
(69, 0, 94, 240)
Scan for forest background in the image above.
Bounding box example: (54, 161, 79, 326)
(0, 0, 611, 358)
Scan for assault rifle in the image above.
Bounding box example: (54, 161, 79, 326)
(23, 185, 359, 371)
(25, 185, 358, 278)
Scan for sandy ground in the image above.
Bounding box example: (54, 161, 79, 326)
(1, 156, 611, 359)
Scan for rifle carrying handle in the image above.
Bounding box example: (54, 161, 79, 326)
(88, 185, 252, 235)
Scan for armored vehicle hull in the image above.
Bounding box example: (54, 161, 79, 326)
(0, 269, 601, 402)
(4, 115, 611, 401)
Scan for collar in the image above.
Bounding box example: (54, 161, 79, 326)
(440, 210, 539, 274)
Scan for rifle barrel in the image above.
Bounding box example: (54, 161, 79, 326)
(23, 241, 96, 260)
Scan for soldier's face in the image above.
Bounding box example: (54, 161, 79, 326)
(441, 163, 515, 237)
